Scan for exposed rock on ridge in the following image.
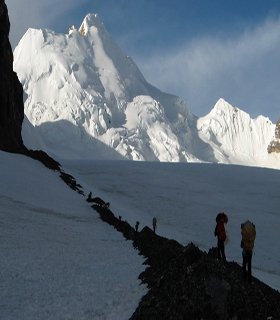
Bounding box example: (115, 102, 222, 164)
(92, 202, 280, 320)
(268, 119, 280, 153)
(0, 0, 25, 152)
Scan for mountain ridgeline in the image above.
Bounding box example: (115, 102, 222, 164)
(13, 13, 280, 169)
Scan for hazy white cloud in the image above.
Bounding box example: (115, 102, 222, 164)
(6, 0, 82, 47)
(137, 17, 280, 121)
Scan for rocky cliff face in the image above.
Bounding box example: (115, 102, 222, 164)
(0, 1, 60, 170)
(0, 0, 24, 152)
(268, 119, 280, 153)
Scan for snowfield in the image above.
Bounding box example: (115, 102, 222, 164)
(0, 151, 146, 320)
(1, 151, 280, 319)
(62, 159, 280, 292)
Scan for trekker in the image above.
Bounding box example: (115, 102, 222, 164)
(214, 212, 228, 262)
(152, 217, 157, 233)
(241, 220, 256, 283)
(86, 192, 93, 202)
(135, 221, 140, 232)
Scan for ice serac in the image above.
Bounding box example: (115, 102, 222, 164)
(14, 13, 194, 162)
(0, 0, 24, 152)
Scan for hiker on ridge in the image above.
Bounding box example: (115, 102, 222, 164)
(214, 212, 228, 262)
(86, 192, 93, 202)
(241, 220, 256, 283)
(152, 217, 157, 233)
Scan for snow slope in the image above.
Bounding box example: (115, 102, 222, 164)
(1, 150, 280, 319)
(62, 159, 280, 292)
(13, 14, 280, 169)
(0, 151, 146, 320)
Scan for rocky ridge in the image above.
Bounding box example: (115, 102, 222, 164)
(92, 202, 280, 320)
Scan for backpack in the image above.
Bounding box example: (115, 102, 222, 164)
(241, 221, 256, 252)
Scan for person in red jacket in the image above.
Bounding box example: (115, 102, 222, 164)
(214, 213, 228, 262)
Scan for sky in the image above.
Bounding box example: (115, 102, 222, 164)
(6, 0, 280, 121)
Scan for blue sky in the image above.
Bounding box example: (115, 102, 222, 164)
(7, 0, 280, 121)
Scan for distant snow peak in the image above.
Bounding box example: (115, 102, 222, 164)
(197, 98, 280, 168)
(215, 98, 230, 108)
(211, 98, 241, 118)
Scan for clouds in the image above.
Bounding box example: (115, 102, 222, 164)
(136, 17, 280, 121)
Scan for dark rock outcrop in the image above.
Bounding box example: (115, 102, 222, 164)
(60, 171, 84, 194)
(131, 244, 280, 320)
(0, 1, 63, 172)
(21, 149, 60, 170)
(0, 0, 25, 152)
(93, 203, 280, 320)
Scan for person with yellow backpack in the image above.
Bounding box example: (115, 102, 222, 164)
(241, 220, 256, 284)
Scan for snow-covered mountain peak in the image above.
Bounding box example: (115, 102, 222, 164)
(13, 13, 280, 169)
(209, 98, 273, 127)
(197, 99, 278, 167)
(14, 13, 193, 162)
(78, 13, 103, 36)
(214, 98, 231, 109)
(211, 98, 242, 118)
(210, 98, 272, 125)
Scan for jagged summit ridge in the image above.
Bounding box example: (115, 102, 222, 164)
(13, 14, 280, 169)
(210, 98, 270, 125)
(78, 13, 103, 36)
